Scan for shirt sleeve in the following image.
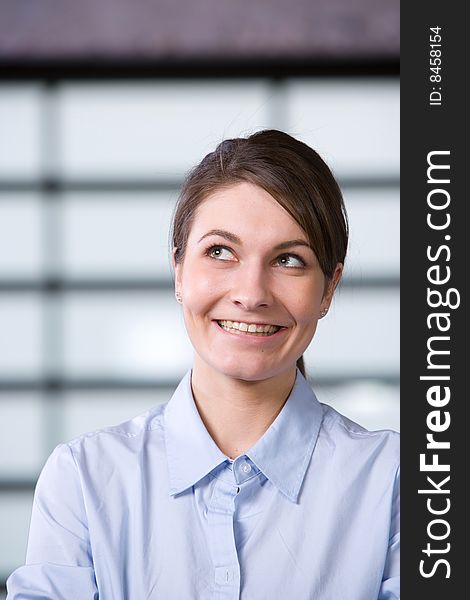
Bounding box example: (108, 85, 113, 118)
(378, 464, 400, 600)
(6, 443, 98, 600)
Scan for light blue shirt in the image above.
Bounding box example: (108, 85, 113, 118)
(7, 368, 400, 599)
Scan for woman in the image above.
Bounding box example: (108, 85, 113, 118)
(7, 130, 399, 599)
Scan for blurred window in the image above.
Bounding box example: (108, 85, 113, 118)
(0, 76, 399, 583)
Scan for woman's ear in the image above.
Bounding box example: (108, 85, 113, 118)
(173, 247, 183, 292)
(322, 262, 343, 305)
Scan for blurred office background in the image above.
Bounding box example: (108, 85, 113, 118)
(0, 0, 399, 592)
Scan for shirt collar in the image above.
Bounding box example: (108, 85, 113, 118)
(164, 368, 324, 503)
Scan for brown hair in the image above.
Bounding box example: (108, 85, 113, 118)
(170, 129, 349, 377)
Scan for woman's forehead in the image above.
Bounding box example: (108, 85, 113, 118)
(189, 182, 307, 240)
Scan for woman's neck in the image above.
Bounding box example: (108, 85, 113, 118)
(190, 359, 297, 459)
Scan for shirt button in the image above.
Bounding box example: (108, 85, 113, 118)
(241, 462, 252, 474)
(215, 566, 235, 584)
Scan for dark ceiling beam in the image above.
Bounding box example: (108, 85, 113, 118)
(0, 0, 399, 80)
(0, 57, 399, 81)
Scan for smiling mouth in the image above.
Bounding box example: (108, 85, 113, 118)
(216, 320, 284, 336)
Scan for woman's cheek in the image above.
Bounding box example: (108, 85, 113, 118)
(294, 285, 321, 315)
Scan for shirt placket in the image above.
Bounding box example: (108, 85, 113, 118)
(206, 478, 241, 599)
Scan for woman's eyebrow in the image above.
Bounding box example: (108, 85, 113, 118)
(275, 239, 313, 251)
(197, 229, 312, 251)
(198, 229, 240, 245)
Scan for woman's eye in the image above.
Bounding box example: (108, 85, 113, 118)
(277, 254, 305, 268)
(207, 245, 234, 260)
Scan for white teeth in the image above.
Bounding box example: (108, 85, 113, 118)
(217, 320, 281, 336)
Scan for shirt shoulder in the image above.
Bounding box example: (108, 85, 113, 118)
(38, 400, 173, 498)
(63, 400, 169, 457)
(319, 402, 400, 467)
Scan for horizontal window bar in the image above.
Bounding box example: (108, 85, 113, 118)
(0, 176, 399, 193)
(0, 480, 36, 493)
(0, 374, 399, 393)
(0, 276, 398, 293)
(0, 278, 172, 293)
(0, 178, 182, 193)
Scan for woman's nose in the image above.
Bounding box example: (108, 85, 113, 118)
(229, 262, 273, 310)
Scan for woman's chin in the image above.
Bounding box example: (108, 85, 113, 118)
(206, 358, 287, 383)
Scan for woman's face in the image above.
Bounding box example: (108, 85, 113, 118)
(174, 181, 342, 382)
